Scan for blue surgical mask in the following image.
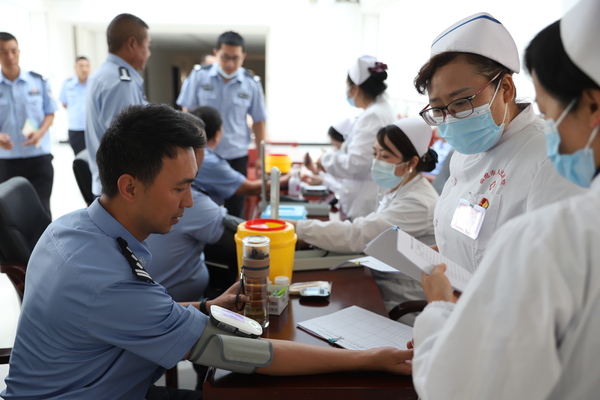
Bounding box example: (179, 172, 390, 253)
(545, 100, 599, 188)
(217, 65, 240, 80)
(346, 90, 356, 107)
(438, 81, 507, 155)
(371, 159, 408, 188)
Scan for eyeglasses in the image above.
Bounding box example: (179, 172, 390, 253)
(220, 54, 242, 63)
(419, 70, 503, 126)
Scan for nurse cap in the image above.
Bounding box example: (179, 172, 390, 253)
(392, 118, 432, 158)
(431, 12, 520, 74)
(348, 55, 385, 86)
(561, 0, 600, 86)
(331, 117, 354, 139)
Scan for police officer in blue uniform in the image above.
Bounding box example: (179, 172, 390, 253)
(1, 104, 412, 399)
(59, 56, 90, 155)
(86, 13, 150, 197)
(177, 31, 267, 218)
(0, 32, 57, 216)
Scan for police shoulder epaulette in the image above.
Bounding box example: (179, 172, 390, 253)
(29, 71, 48, 81)
(119, 67, 132, 81)
(194, 64, 213, 72)
(244, 69, 261, 83)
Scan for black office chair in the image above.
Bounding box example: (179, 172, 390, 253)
(388, 301, 428, 321)
(0, 176, 51, 365)
(0, 176, 51, 279)
(73, 150, 95, 206)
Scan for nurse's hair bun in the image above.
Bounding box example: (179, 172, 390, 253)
(419, 148, 439, 173)
(368, 62, 388, 74)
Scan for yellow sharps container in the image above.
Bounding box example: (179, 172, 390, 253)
(235, 219, 296, 282)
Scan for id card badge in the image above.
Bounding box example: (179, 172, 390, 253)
(450, 198, 487, 240)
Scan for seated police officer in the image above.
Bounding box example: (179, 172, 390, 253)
(1, 104, 412, 400)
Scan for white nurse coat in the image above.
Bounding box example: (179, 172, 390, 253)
(320, 96, 396, 220)
(413, 175, 600, 400)
(296, 174, 438, 253)
(435, 104, 586, 272)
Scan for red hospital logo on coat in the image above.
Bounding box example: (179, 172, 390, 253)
(480, 169, 506, 190)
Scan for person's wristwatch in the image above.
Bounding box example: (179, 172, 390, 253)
(199, 298, 209, 315)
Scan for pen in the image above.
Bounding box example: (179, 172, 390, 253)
(273, 287, 286, 297)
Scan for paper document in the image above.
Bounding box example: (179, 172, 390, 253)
(297, 305, 413, 350)
(365, 227, 472, 292)
(21, 118, 41, 148)
(350, 256, 399, 273)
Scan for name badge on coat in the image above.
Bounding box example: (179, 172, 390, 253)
(450, 198, 488, 240)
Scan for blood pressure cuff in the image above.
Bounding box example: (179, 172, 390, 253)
(187, 318, 273, 373)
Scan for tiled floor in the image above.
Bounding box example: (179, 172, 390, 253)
(0, 141, 198, 392)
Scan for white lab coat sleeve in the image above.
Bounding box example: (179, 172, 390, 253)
(295, 212, 395, 253)
(384, 195, 434, 240)
(526, 158, 588, 211)
(321, 172, 342, 194)
(320, 112, 380, 180)
(413, 212, 571, 400)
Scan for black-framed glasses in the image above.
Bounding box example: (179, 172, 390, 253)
(419, 70, 504, 126)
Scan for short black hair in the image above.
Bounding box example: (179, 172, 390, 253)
(347, 69, 388, 100)
(414, 52, 509, 95)
(189, 106, 223, 141)
(376, 125, 438, 173)
(328, 126, 345, 143)
(525, 20, 599, 109)
(106, 13, 149, 53)
(216, 31, 245, 51)
(97, 104, 206, 198)
(76, 56, 88, 63)
(0, 32, 17, 43)
(180, 111, 206, 135)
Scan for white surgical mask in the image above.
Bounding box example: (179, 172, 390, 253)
(217, 65, 240, 80)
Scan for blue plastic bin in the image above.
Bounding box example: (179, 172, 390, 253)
(261, 205, 308, 220)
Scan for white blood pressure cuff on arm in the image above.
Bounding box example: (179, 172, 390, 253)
(187, 306, 273, 373)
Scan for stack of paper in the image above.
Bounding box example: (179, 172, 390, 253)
(297, 306, 413, 350)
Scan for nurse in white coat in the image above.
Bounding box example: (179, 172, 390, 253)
(415, 12, 586, 273)
(304, 117, 354, 194)
(413, 1, 600, 398)
(311, 56, 396, 220)
(292, 118, 438, 253)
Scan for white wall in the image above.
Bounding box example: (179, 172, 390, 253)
(0, 0, 573, 144)
(376, 0, 564, 118)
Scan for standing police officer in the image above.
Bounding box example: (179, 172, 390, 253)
(86, 13, 150, 197)
(59, 56, 90, 155)
(177, 31, 267, 218)
(0, 32, 57, 217)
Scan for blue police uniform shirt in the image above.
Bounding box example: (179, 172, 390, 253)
(145, 190, 227, 302)
(0, 69, 57, 159)
(193, 147, 246, 206)
(86, 54, 148, 195)
(1, 199, 206, 400)
(59, 76, 87, 131)
(176, 64, 267, 160)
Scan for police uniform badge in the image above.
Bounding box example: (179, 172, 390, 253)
(237, 92, 250, 99)
(119, 67, 132, 82)
(201, 84, 214, 91)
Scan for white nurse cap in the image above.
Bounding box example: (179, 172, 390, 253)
(392, 118, 432, 157)
(430, 12, 520, 74)
(561, 0, 600, 86)
(331, 117, 354, 139)
(348, 55, 381, 86)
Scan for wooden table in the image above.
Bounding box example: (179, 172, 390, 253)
(203, 267, 417, 400)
